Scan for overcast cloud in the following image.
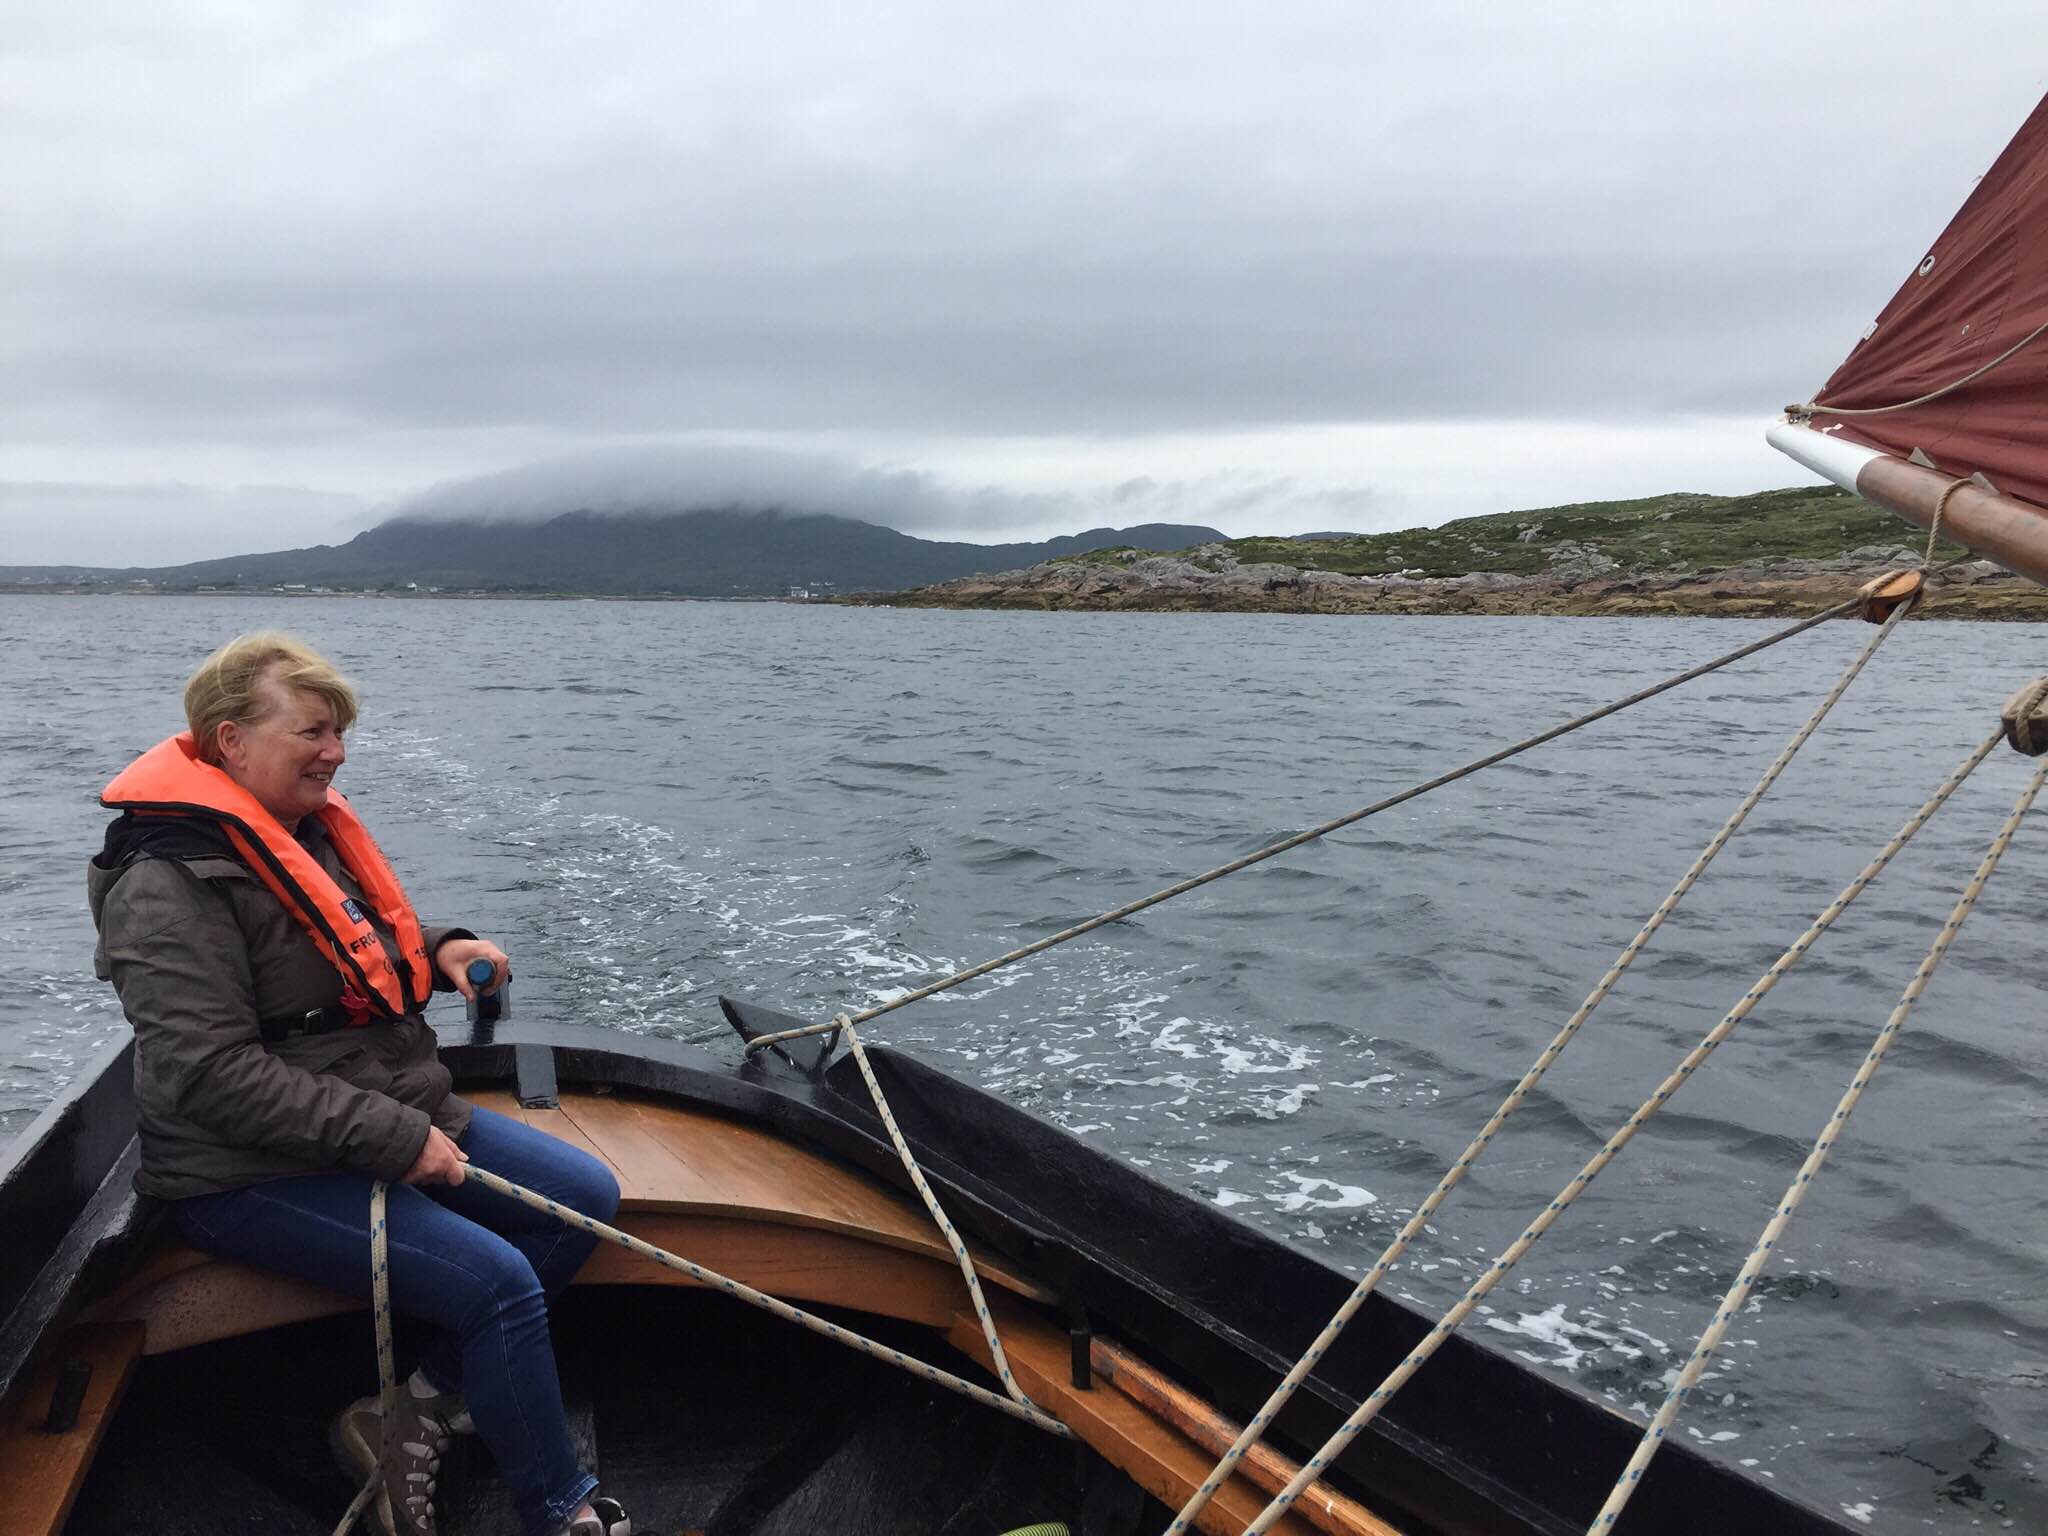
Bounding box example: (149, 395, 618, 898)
(2, 3, 2043, 563)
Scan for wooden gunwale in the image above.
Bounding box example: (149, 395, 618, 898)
(945, 1296, 1340, 1536)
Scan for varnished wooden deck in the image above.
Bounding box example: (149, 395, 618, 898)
(469, 1088, 1052, 1303)
(75, 1090, 1053, 1359)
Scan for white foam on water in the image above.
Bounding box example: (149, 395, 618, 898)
(1150, 1018, 1203, 1058)
(1840, 1502, 1876, 1525)
(1246, 1082, 1319, 1119)
(1272, 1172, 1377, 1212)
(365, 726, 980, 1035)
(1481, 1302, 1644, 1374)
(1100, 1073, 1200, 1091)
(1214, 1034, 1316, 1074)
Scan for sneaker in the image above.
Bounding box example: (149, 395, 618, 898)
(335, 1381, 476, 1438)
(328, 1389, 453, 1535)
(419, 1386, 475, 1436)
(403, 1368, 476, 1435)
(556, 1495, 631, 1535)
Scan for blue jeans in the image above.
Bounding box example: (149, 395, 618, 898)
(177, 1105, 621, 1536)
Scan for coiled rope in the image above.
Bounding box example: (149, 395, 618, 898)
(1236, 727, 2004, 1535)
(1165, 594, 1919, 1534)
(1589, 745, 2048, 1532)
(745, 598, 1865, 1056)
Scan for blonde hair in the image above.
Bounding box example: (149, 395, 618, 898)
(185, 632, 359, 764)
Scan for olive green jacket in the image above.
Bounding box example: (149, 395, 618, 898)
(87, 816, 475, 1200)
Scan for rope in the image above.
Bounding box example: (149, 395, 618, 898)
(1923, 478, 1968, 567)
(1793, 317, 2048, 419)
(1163, 595, 1918, 1535)
(1588, 747, 2048, 1532)
(333, 1181, 396, 1536)
(340, 1164, 1073, 1530)
(840, 1015, 1046, 1418)
(2005, 676, 2048, 756)
(745, 597, 1865, 1055)
(460, 1164, 1073, 1439)
(1236, 728, 2003, 1535)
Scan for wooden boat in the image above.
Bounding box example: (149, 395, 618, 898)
(13, 83, 2048, 1536)
(0, 999, 1856, 1535)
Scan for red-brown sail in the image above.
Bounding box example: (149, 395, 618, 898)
(1806, 92, 2048, 509)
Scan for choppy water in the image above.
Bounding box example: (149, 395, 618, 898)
(5, 593, 2046, 1530)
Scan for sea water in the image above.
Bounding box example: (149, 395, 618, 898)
(4, 593, 2044, 1530)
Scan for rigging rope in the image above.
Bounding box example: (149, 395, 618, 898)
(744, 596, 1865, 1056)
(1791, 317, 2048, 420)
(341, 1143, 1074, 1530)
(1589, 744, 2048, 1532)
(1236, 727, 2004, 1536)
(840, 1013, 1047, 1420)
(1923, 477, 1969, 568)
(333, 1181, 396, 1536)
(1164, 594, 1919, 1535)
(472, 1165, 1067, 1436)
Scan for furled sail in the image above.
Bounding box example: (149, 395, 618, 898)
(1804, 93, 2048, 506)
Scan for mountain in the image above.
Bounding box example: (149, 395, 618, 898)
(0, 509, 1227, 596)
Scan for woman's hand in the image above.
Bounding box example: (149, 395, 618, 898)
(403, 1125, 470, 1186)
(436, 937, 510, 1000)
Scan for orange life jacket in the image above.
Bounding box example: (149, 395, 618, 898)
(102, 733, 434, 1022)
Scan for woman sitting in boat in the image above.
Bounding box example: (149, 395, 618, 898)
(87, 632, 630, 1536)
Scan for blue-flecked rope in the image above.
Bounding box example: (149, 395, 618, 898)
(1587, 750, 2048, 1533)
(460, 1163, 1073, 1439)
(839, 1017, 1043, 1417)
(1236, 727, 2004, 1536)
(1165, 594, 1919, 1535)
(333, 1180, 396, 1536)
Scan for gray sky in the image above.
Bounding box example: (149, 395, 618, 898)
(3, 3, 2044, 563)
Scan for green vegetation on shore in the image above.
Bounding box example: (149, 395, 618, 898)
(1055, 486, 1961, 578)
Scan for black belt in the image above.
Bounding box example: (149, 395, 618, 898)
(259, 1006, 354, 1043)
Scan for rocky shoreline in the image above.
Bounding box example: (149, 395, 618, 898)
(842, 543, 2048, 620)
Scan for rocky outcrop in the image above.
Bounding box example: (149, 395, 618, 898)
(845, 547, 2048, 619)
